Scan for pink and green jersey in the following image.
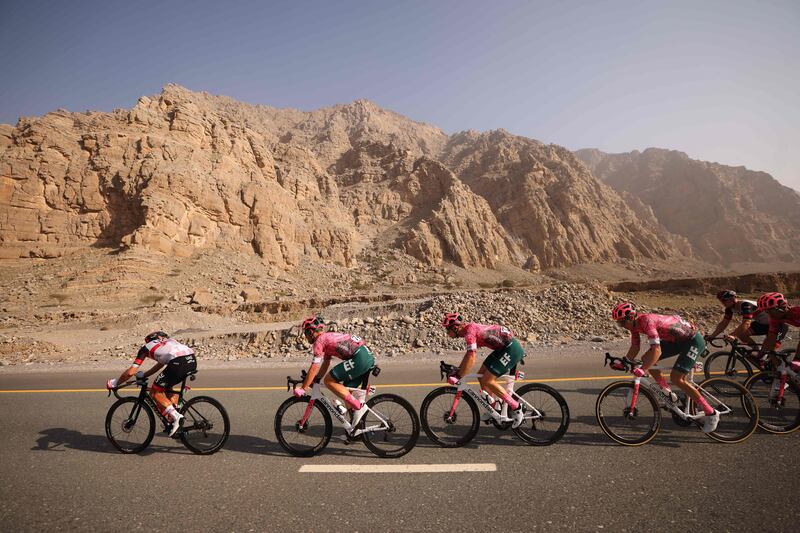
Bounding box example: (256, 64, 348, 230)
(311, 332, 366, 364)
(630, 313, 696, 350)
(462, 323, 514, 351)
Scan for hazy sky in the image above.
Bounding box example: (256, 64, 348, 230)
(2, 0, 798, 190)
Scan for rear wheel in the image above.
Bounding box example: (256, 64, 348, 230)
(596, 381, 660, 446)
(274, 397, 332, 457)
(512, 383, 570, 445)
(744, 372, 800, 434)
(693, 377, 758, 443)
(179, 396, 230, 455)
(360, 394, 420, 458)
(703, 351, 753, 382)
(105, 397, 155, 454)
(420, 387, 479, 448)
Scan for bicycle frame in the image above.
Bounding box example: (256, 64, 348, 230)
(115, 373, 191, 430)
(448, 372, 544, 424)
(767, 353, 800, 404)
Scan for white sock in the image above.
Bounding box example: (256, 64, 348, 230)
(165, 405, 180, 422)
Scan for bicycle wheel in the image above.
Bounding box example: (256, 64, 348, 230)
(694, 377, 758, 443)
(744, 372, 800, 434)
(179, 396, 230, 455)
(595, 381, 660, 446)
(703, 351, 753, 382)
(274, 397, 332, 457)
(420, 387, 480, 448)
(512, 383, 570, 445)
(359, 394, 420, 458)
(105, 397, 155, 454)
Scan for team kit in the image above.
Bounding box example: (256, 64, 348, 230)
(104, 291, 800, 455)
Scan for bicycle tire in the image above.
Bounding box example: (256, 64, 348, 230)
(595, 381, 660, 446)
(744, 371, 800, 434)
(703, 350, 753, 382)
(694, 377, 758, 443)
(274, 396, 332, 457)
(105, 397, 155, 454)
(179, 396, 230, 455)
(512, 383, 570, 445)
(420, 387, 480, 448)
(359, 394, 420, 458)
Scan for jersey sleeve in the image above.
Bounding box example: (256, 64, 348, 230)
(641, 317, 660, 345)
(311, 338, 325, 364)
(723, 307, 733, 320)
(739, 302, 756, 320)
(464, 327, 478, 351)
(132, 346, 148, 367)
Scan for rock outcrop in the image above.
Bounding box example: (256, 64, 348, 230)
(1, 84, 689, 271)
(576, 148, 800, 264)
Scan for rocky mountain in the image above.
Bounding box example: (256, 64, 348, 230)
(1, 84, 690, 272)
(576, 148, 800, 264)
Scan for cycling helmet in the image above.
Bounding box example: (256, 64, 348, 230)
(441, 313, 464, 330)
(757, 292, 787, 311)
(716, 290, 736, 301)
(301, 315, 325, 333)
(144, 331, 169, 343)
(611, 302, 636, 321)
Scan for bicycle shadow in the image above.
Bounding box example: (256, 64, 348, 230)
(31, 428, 194, 456)
(222, 434, 380, 458)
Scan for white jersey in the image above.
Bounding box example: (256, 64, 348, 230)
(133, 338, 194, 367)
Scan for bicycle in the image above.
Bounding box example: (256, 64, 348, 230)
(105, 370, 230, 455)
(275, 365, 420, 458)
(703, 337, 768, 382)
(744, 351, 800, 434)
(595, 354, 758, 446)
(419, 361, 570, 447)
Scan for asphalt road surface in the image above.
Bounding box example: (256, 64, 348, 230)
(1, 352, 797, 532)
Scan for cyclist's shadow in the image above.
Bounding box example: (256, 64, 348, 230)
(33, 427, 168, 455)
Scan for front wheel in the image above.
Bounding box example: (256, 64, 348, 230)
(420, 387, 480, 448)
(360, 394, 420, 458)
(694, 377, 758, 443)
(105, 397, 155, 454)
(512, 383, 570, 445)
(274, 397, 332, 457)
(744, 372, 800, 434)
(179, 396, 230, 455)
(703, 351, 753, 382)
(595, 381, 660, 446)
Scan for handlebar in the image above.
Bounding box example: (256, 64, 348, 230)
(286, 369, 320, 391)
(603, 353, 642, 373)
(706, 337, 727, 348)
(439, 361, 458, 381)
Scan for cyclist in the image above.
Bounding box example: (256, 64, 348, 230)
(757, 292, 800, 369)
(106, 331, 196, 436)
(705, 290, 787, 364)
(611, 302, 719, 433)
(294, 316, 375, 426)
(441, 313, 526, 428)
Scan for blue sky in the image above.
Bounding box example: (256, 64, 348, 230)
(1, 0, 798, 189)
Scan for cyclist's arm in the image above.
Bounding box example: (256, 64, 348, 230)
(639, 345, 662, 373)
(115, 366, 137, 386)
(302, 358, 331, 389)
(457, 350, 477, 378)
(706, 318, 730, 339)
(760, 330, 779, 357)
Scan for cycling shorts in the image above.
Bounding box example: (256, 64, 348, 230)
(483, 338, 525, 377)
(749, 321, 788, 341)
(658, 333, 705, 374)
(329, 346, 375, 388)
(153, 354, 197, 391)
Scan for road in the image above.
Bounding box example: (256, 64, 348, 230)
(1, 352, 797, 532)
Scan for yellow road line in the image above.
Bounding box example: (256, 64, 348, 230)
(0, 375, 632, 394)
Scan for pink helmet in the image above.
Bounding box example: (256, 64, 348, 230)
(757, 292, 787, 311)
(441, 313, 464, 329)
(611, 302, 636, 321)
(301, 315, 325, 333)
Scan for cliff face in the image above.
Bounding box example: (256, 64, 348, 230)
(576, 148, 800, 263)
(1, 84, 689, 271)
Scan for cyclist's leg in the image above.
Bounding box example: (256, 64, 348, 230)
(152, 356, 195, 422)
(479, 340, 524, 407)
(668, 334, 712, 413)
(326, 347, 374, 409)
